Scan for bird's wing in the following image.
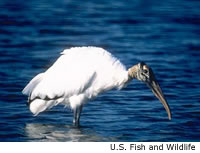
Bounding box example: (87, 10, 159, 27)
(22, 73, 44, 96)
(26, 54, 97, 103)
(27, 47, 129, 101)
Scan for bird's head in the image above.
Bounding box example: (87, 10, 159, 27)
(128, 62, 171, 120)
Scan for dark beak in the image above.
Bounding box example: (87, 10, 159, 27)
(147, 79, 172, 120)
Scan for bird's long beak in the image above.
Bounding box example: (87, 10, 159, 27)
(147, 80, 171, 120)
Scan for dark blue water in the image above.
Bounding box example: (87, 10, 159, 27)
(0, 0, 200, 142)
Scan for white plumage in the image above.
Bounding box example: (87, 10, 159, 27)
(23, 47, 129, 120)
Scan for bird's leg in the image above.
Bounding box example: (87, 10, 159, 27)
(73, 105, 83, 127)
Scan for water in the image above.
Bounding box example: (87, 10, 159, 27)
(0, 0, 200, 142)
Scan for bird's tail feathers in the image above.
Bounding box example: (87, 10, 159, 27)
(29, 99, 60, 115)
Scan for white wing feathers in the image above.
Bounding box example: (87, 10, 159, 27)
(22, 47, 128, 115)
(22, 73, 44, 96)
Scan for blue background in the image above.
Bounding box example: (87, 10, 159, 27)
(0, 0, 200, 141)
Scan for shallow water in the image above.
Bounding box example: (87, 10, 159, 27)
(0, 0, 200, 142)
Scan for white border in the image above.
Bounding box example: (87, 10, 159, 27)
(1, 142, 199, 153)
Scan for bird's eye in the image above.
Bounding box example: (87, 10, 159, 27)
(143, 69, 148, 74)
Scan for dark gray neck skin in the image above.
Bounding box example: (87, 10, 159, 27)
(128, 64, 138, 81)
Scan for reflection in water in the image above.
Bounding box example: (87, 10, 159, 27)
(25, 123, 116, 142)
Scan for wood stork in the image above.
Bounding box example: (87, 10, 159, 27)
(22, 46, 171, 126)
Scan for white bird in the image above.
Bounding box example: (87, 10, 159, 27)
(22, 46, 171, 126)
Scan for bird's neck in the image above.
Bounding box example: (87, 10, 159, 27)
(128, 65, 138, 80)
